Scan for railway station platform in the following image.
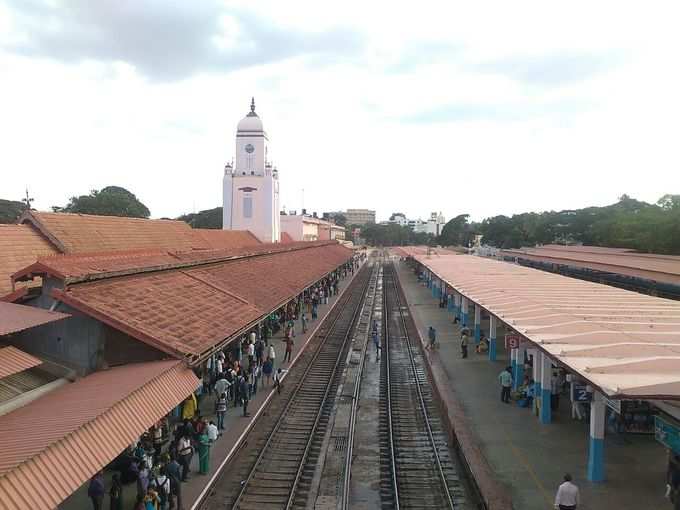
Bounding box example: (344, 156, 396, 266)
(59, 265, 363, 510)
(394, 259, 668, 510)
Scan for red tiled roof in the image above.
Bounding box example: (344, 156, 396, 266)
(0, 360, 198, 509)
(21, 211, 203, 253)
(14, 241, 335, 284)
(0, 224, 58, 297)
(191, 229, 261, 250)
(0, 302, 69, 336)
(54, 243, 352, 359)
(0, 346, 42, 379)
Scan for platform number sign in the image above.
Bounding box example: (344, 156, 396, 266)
(505, 334, 521, 349)
(571, 383, 592, 403)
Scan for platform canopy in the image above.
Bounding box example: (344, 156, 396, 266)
(0, 302, 69, 336)
(401, 249, 680, 400)
(501, 245, 680, 287)
(0, 360, 199, 510)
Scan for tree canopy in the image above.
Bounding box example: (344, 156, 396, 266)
(439, 195, 680, 255)
(0, 199, 27, 224)
(176, 207, 222, 229)
(353, 222, 435, 246)
(52, 186, 150, 218)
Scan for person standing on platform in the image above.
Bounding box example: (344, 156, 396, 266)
(197, 428, 211, 474)
(499, 367, 513, 403)
(301, 311, 308, 333)
(239, 373, 250, 417)
(551, 372, 561, 411)
(109, 473, 123, 510)
(284, 335, 294, 363)
(426, 326, 436, 350)
(263, 357, 273, 386)
(460, 331, 469, 358)
(268, 343, 276, 372)
(177, 436, 192, 481)
(215, 392, 227, 431)
(88, 471, 105, 510)
(312, 302, 318, 320)
(181, 394, 197, 421)
(554, 473, 579, 509)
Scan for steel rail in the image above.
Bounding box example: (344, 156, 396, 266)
(230, 265, 371, 509)
(385, 263, 456, 509)
(383, 264, 402, 510)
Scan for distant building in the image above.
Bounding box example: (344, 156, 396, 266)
(223, 98, 281, 243)
(280, 213, 345, 242)
(413, 212, 446, 236)
(345, 208, 376, 226)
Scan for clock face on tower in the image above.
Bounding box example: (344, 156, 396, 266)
(245, 143, 255, 154)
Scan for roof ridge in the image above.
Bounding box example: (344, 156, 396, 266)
(55, 241, 338, 284)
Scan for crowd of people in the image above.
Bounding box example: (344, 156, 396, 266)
(86, 256, 364, 510)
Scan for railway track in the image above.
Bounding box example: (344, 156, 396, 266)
(379, 262, 470, 509)
(199, 263, 372, 510)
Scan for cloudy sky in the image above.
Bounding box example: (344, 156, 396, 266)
(1, 1, 678, 222)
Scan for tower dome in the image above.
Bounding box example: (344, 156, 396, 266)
(237, 97, 264, 132)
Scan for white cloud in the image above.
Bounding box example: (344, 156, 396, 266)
(0, 0, 678, 222)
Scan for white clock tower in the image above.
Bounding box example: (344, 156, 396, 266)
(223, 98, 280, 242)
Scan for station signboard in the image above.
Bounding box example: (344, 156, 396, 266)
(505, 334, 522, 349)
(570, 383, 592, 402)
(655, 416, 680, 454)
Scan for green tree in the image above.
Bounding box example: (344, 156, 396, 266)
(438, 214, 475, 247)
(52, 186, 150, 218)
(0, 199, 26, 224)
(177, 207, 222, 228)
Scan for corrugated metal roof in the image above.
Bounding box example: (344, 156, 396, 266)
(0, 302, 69, 336)
(402, 249, 680, 400)
(0, 360, 198, 510)
(502, 246, 680, 286)
(0, 347, 42, 379)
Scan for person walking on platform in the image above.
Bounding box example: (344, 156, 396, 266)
(554, 473, 579, 509)
(109, 473, 123, 510)
(88, 471, 105, 510)
(312, 302, 319, 320)
(372, 329, 380, 358)
(499, 367, 513, 403)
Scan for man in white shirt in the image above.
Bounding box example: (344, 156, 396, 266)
(207, 421, 219, 442)
(554, 473, 579, 509)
